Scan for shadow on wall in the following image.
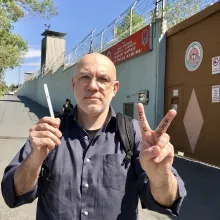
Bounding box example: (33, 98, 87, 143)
(17, 96, 60, 120)
(172, 157, 220, 220)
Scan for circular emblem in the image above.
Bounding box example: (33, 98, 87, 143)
(185, 41, 203, 71)
(142, 29, 148, 45)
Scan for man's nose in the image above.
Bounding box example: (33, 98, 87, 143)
(87, 78, 99, 90)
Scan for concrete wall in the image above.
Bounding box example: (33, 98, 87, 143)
(17, 20, 166, 129)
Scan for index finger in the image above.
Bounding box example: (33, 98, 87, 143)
(137, 103, 151, 135)
(154, 109, 177, 137)
(37, 116, 61, 128)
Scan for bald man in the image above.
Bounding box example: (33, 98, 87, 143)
(1, 53, 186, 220)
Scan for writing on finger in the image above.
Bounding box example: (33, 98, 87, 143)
(139, 111, 148, 132)
(154, 109, 176, 137)
(155, 118, 170, 136)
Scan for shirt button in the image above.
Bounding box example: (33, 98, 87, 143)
(84, 136, 88, 140)
(84, 211, 89, 216)
(85, 183, 89, 188)
(86, 158, 90, 163)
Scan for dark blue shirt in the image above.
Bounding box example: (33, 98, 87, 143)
(1, 107, 186, 220)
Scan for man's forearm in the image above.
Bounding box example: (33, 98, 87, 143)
(14, 153, 44, 196)
(149, 172, 178, 207)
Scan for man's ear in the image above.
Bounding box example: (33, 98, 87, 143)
(71, 76, 75, 94)
(112, 81, 120, 97)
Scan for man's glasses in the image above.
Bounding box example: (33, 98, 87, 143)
(76, 74, 116, 90)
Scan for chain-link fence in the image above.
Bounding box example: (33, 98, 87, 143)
(26, 0, 219, 81)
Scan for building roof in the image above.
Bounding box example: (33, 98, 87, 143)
(41, 30, 66, 37)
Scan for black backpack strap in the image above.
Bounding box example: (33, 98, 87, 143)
(116, 113, 134, 168)
(55, 113, 69, 133)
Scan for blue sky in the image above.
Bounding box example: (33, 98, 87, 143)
(5, 0, 135, 86)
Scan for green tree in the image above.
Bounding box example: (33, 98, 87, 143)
(0, 79, 7, 91)
(9, 83, 15, 90)
(152, 0, 200, 29)
(0, 0, 58, 76)
(116, 12, 145, 42)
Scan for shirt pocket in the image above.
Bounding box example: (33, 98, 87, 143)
(103, 154, 127, 191)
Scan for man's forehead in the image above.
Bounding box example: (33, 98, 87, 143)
(77, 62, 110, 72)
(75, 53, 116, 76)
(78, 57, 110, 68)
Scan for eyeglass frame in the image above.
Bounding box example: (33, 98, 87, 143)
(74, 74, 117, 90)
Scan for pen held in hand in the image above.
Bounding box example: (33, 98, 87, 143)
(44, 84, 55, 118)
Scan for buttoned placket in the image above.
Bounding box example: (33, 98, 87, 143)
(78, 122, 105, 219)
(81, 131, 95, 219)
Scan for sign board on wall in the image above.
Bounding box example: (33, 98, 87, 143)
(173, 89, 178, 97)
(105, 25, 151, 65)
(212, 56, 220, 74)
(212, 85, 220, 103)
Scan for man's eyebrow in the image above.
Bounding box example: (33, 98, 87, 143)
(77, 70, 90, 75)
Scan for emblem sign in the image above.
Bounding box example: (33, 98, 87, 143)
(185, 41, 203, 71)
(142, 29, 148, 45)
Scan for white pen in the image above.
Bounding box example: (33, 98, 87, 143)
(43, 84, 55, 118)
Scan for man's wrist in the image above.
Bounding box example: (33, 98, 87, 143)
(149, 171, 178, 207)
(149, 170, 174, 188)
(28, 151, 46, 172)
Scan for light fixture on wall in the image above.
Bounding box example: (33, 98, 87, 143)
(138, 90, 149, 105)
(127, 90, 149, 105)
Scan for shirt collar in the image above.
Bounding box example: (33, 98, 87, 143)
(68, 105, 117, 132)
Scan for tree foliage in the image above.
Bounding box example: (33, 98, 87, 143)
(116, 12, 145, 42)
(0, 0, 58, 76)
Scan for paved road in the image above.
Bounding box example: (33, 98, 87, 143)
(0, 95, 38, 220)
(0, 95, 170, 220)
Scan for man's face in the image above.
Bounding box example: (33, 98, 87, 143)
(72, 53, 119, 116)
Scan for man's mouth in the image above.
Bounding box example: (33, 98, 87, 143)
(84, 97, 100, 100)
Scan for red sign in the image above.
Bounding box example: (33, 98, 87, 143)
(105, 25, 151, 65)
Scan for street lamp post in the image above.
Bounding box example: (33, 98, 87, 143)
(18, 66, 21, 87)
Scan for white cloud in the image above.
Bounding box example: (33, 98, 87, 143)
(28, 45, 40, 48)
(22, 62, 41, 66)
(25, 48, 41, 58)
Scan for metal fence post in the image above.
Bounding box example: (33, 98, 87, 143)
(113, 16, 120, 42)
(101, 28, 106, 52)
(90, 28, 96, 53)
(130, 1, 137, 36)
(113, 19, 117, 42)
(74, 47, 77, 63)
(162, 0, 167, 33)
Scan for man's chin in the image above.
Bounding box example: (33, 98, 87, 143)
(84, 104, 105, 115)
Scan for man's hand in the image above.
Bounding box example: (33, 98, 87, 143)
(29, 117, 62, 161)
(137, 103, 178, 206)
(14, 117, 62, 196)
